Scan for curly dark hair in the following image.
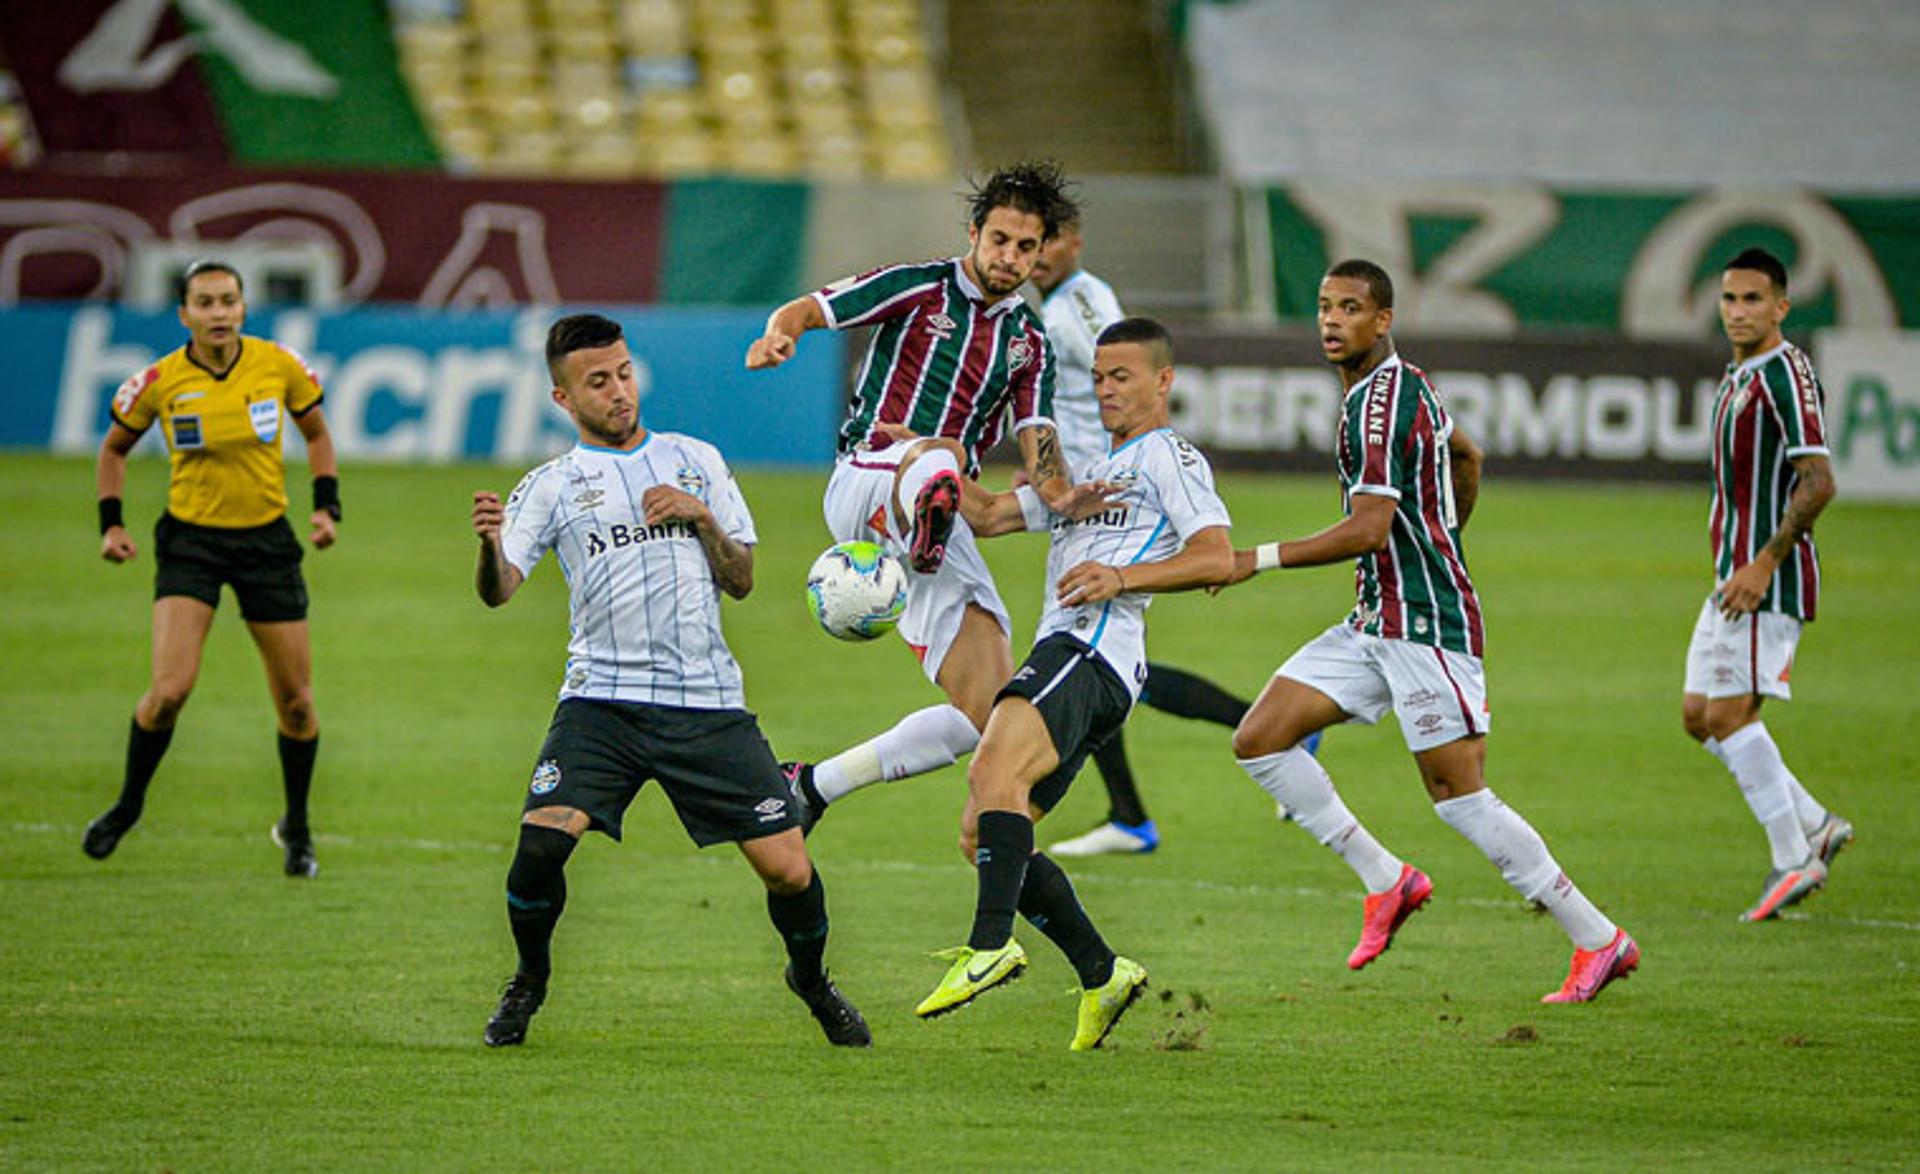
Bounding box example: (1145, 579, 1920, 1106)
(967, 160, 1079, 242)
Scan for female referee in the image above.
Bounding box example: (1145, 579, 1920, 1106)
(84, 260, 340, 877)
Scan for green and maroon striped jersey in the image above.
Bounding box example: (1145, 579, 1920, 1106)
(1335, 354, 1485, 656)
(1708, 340, 1828, 621)
(813, 258, 1056, 474)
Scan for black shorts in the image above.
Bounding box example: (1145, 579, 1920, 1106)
(998, 634, 1133, 814)
(524, 698, 799, 846)
(154, 512, 308, 623)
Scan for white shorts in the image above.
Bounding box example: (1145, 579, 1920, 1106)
(1683, 596, 1801, 700)
(822, 450, 1011, 684)
(1278, 623, 1491, 752)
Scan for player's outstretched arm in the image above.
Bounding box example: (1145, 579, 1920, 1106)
(744, 296, 827, 370)
(1221, 494, 1396, 588)
(96, 422, 141, 563)
(472, 491, 525, 607)
(1448, 425, 1482, 530)
(641, 485, 754, 599)
(1058, 526, 1235, 605)
(1717, 453, 1836, 618)
(1016, 423, 1075, 512)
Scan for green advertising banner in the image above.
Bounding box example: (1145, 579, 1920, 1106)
(190, 0, 437, 168)
(1262, 184, 1920, 339)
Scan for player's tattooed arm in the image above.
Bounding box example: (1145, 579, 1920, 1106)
(643, 485, 755, 598)
(1719, 453, 1835, 618)
(1448, 425, 1483, 529)
(1019, 423, 1075, 511)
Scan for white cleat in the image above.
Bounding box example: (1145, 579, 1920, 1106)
(1049, 821, 1158, 857)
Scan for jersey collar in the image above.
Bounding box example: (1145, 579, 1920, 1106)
(1729, 339, 1791, 380)
(1342, 350, 1403, 399)
(951, 258, 1021, 318)
(1109, 425, 1171, 457)
(578, 429, 652, 456)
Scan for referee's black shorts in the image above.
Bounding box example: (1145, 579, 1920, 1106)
(153, 512, 308, 623)
(997, 633, 1133, 814)
(523, 698, 800, 846)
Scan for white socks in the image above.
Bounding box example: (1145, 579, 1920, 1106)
(1239, 749, 1404, 893)
(814, 703, 981, 804)
(1714, 723, 1815, 868)
(1434, 789, 1617, 951)
(1705, 725, 1828, 838)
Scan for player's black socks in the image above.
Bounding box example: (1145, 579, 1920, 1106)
(766, 868, 829, 989)
(1091, 734, 1149, 827)
(969, 810, 1033, 950)
(505, 824, 578, 979)
(1140, 663, 1249, 727)
(115, 716, 175, 815)
(277, 732, 318, 836)
(1018, 852, 1116, 989)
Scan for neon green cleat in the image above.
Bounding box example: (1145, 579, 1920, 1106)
(1070, 956, 1149, 1051)
(914, 941, 1028, 1018)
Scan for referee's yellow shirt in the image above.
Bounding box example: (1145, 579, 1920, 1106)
(110, 337, 325, 529)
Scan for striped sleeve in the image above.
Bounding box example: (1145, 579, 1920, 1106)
(813, 261, 946, 329)
(1154, 433, 1232, 538)
(1352, 366, 1405, 500)
(500, 460, 563, 578)
(1763, 348, 1830, 456)
(1010, 319, 1057, 432)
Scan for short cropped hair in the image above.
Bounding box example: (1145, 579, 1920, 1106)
(1096, 316, 1174, 368)
(1725, 247, 1789, 295)
(968, 161, 1079, 242)
(546, 313, 625, 384)
(177, 260, 243, 305)
(1326, 258, 1394, 310)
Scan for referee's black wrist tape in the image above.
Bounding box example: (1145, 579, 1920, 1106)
(98, 496, 124, 534)
(313, 475, 342, 521)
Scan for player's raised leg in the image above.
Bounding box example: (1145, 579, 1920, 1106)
(85, 596, 215, 860)
(1235, 674, 1422, 970)
(738, 828, 870, 1047)
(248, 618, 320, 878)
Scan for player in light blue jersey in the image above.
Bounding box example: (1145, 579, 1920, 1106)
(470, 314, 868, 1050)
(1031, 217, 1321, 859)
(911, 318, 1235, 1050)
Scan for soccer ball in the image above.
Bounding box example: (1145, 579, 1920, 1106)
(806, 541, 908, 641)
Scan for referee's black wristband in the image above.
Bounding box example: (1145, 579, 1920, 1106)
(98, 496, 124, 534)
(312, 475, 342, 521)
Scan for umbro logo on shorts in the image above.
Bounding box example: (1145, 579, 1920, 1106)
(755, 797, 787, 822)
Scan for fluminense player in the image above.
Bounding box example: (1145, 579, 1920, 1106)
(1221, 260, 1638, 1004)
(1682, 247, 1850, 922)
(913, 318, 1234, 1050)
(471, 314, 868, 1050)
(744, 162, 1080, 828)
(83, 260, 339, 878)
(1030, 213, 1322, 859)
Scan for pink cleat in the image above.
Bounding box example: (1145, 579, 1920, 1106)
(908, 469, 962, 574)
(1347, 863, 1432, 970)
(1542, 928, 1640, 1004)
(1740, 857, 1827, 923)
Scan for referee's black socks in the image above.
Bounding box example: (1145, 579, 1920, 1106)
(1018, 852, 1117, 989)
(506, 824, 578, 980)
(1140, 663, 1250, 726)
(767, 870, 829, 989)
(969, 810, 1033, 951)
(116, 716, 175, 816)
(277, 732, 318, 836)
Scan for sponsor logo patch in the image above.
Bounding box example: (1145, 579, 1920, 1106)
(1403, 689, 1443, 709)
(171, 414, 203, 448)
(755, 796, 788, 822)
(573, 489, 605, 508)
(249, 398, 280, 443)
(529, 759, 561, 795)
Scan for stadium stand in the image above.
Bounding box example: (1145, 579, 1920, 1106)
(390, 0, 955, 180)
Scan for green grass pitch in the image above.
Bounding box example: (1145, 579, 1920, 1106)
(2, 453, 1916, 1171)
